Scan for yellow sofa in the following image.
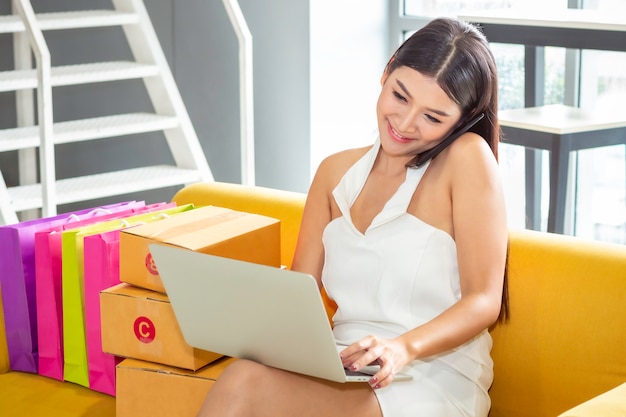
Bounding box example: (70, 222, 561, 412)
(1, 181, 625, 417)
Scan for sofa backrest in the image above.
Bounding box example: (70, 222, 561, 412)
(490, 229, 626, 417)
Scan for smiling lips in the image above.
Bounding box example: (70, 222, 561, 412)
(387, 121, 413, 144)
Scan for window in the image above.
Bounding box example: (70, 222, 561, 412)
(391, 0, 626, 244)
(576, 3, 626, 245)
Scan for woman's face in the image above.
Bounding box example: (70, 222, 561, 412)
(376, 66, 462, 162)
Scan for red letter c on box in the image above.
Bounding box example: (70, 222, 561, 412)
(134, 316, 156, 343)
(145, 253, 159, 275)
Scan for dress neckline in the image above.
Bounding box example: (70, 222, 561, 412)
(332, 138, 430, 235)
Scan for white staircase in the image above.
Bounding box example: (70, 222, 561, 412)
(0, 0, 214, 225)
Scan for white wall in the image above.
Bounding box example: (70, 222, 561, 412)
(309, 0, 389, 180)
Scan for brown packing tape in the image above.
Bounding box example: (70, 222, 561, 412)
(122, 206, 236, 239)
(118, 205, 281, 293)
(147, 210, 246, 241)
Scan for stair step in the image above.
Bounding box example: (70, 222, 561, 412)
(0, 10, 138, 34)
(0, 2, 214, 226)
(8, 165, 202, 212)
(0, 61, 159, 92)
(0, 113, 179, 152)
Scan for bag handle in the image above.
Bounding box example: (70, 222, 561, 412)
(64, 208, 113, 224)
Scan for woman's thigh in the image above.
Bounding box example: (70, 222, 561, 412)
(197, 359, 383, 417)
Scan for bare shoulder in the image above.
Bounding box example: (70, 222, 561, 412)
(313, 145, 372, 190)
(444, 132, 500, 179)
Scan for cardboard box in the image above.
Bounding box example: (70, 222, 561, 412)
(100, 283, 222, 370)
(119, 205, 280, 293)
(116, 357, 237, 417)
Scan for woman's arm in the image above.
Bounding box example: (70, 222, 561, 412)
(290, 163, 331, 286)
(291, 147, 371, 286)
(403, 133, 508, 354)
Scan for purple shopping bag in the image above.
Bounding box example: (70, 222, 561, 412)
(0, 201, 142, 373)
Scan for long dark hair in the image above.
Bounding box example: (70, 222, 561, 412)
(385, 17, 501, 162)
(386, 17, 509, 322)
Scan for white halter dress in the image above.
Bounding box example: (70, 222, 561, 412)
(322, 139, 494, 417)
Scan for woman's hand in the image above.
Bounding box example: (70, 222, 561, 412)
(340, 335, 412, 389)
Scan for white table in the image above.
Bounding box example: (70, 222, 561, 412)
(499, 105, 626, 233)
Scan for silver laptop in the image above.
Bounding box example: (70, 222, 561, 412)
(149, 243, 412, 383)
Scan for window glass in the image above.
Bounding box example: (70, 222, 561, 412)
(576, 0, 626, 243)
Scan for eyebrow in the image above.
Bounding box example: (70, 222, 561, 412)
(395, 78, 452, 117)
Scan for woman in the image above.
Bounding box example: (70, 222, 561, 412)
(197, 17, 508, 417)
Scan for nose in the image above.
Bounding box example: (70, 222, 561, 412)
(395, 108, 419, 134)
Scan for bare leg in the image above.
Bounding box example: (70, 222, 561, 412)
(196, 359, 382, 417)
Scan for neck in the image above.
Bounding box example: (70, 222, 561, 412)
(372, 151, 411, 178)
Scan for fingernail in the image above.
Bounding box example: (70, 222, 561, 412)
(369, 377, 378, 386)
(350, 364, 359, 371)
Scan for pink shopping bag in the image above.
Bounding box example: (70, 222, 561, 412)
(34, 201, 150, 380)
(0, 201, 140, 373)
(83, 204, 194, 395)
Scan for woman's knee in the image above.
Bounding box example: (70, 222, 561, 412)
(199, 360, 268, 415)
(218, 359, 269, 391)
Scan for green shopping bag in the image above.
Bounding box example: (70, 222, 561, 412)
(61, 204, 195, 387)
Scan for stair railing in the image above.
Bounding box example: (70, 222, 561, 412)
(223, 0, 255, 186)
(13, 0, 56, 217)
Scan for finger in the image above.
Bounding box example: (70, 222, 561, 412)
(340, 337, 376, 365)
(370, 362, 396, 389)
(349, 346, 386, 372)
(371, 373, 394, 389)
(339, 343, 369, 361)
(344, 349, 373, 370)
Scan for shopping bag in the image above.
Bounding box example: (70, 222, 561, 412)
(0, 283, 10, 374)
(34, 202, 150, 380)
(0, 201, 141, 373)
(83, 204, 194, 395)
(62, 203, 193, 388)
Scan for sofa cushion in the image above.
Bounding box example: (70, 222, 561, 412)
(557, 382, 626, 417)
(0, 371, 114, 416)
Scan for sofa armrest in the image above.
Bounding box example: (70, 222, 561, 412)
(0, 285, 10, 373)
(557, 383, 626, 417)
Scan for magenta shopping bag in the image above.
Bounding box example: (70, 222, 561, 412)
(33, 202, 151, 380)
(83, 204, 193, 395)
(82, 230, 125, 394)
(0, 202, 141, 373)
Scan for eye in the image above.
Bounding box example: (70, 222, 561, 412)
(425, 114, 442, 124)
(392, 91, 407, 103)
